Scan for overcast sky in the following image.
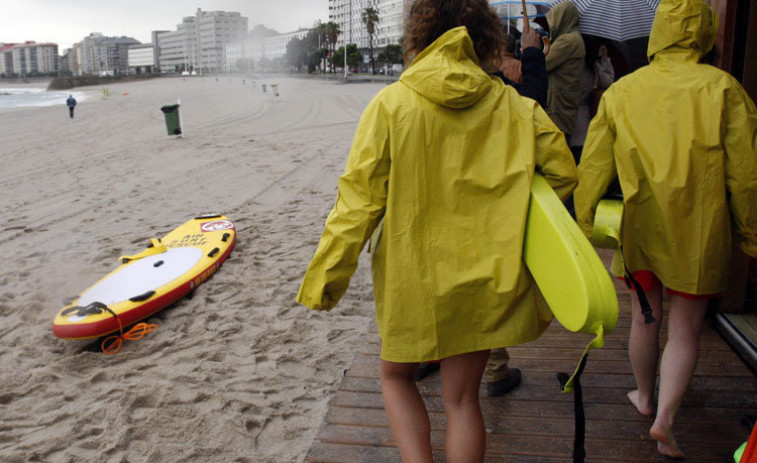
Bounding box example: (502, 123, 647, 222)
(0, 0, 329, 50)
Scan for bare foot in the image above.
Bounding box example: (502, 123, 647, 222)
(650, 423, 684, 459)
(627, 390, 655, 416)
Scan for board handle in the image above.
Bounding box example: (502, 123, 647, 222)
(119, 238, 167, 263)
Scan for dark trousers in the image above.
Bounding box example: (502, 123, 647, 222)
(68, 107, 75, 118)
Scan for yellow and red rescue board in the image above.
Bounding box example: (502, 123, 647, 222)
(52, 215, 236, 340)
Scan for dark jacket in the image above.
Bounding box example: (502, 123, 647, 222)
(492, 47, 548, 108)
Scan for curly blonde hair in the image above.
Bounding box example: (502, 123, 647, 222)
(402, 0, 506, 71)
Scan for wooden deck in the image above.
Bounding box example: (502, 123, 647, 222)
(306, 251, 757, 462)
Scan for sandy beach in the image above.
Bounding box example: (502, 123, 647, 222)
(0, 76, 386, 462)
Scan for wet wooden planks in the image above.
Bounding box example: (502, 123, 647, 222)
(306, 251, 757, 462)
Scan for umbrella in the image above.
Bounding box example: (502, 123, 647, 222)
(490, 1, 552, 34)
(490, 1, 552, 20)
(548, 0, 660, 42)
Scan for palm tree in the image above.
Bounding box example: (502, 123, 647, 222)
(361, 7, 379, 74)
(324, 21, 341, 73)
(312, 21, 328, 73)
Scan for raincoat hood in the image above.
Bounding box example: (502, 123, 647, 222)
(647, 0, 718, 61)
(546, 2, 581, 41)
(400, 26, 493, 109)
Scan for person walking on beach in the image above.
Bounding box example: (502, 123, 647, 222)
(66, 94, 77, 119)
(574, 0, 757, 458)
(297, 0, 576, 461)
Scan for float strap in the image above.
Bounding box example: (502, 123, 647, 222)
(598, 220, 655, 324)
(61, 302, 158, 354)
(556, 325, 607, 463)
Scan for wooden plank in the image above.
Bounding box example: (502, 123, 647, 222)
(324, 405, 750, 444)
(346, 353, 755, 378)
(307, 247, 757, 462)
(311, 422, 737, 462)
(336, 376, 757, 410)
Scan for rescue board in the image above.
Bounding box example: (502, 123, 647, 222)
(52, 215, 236, 340)
(524, 174, 618, 389)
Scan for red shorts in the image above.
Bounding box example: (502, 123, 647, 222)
(619, 270, 722, 301)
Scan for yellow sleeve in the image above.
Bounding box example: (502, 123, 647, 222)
(574, 94, 618, 238)
(296, 96, 391, 310)
(723, 82, 757, 257)
(533, 102, 577, 200)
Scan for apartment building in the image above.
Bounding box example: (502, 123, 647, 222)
(158, 9, 247, 74)
(328, 0, 409, 50)
(0, 42, 59, 75)
(263, 29, 311, 61)
(78, 33, 139, 75)
(0, 43, 16, 76)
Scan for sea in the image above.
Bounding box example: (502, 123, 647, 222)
(0, 87, 87, 110)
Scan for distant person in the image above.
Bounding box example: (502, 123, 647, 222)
(570, 38, 615, 163)
(574, 0, 757, 457)
(297, 0, 576, 460)
(565, 37, 617, 215)
(544, 1, 585, 143)
(66, 95, 77, 119)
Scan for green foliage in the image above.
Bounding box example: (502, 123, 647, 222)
(331, 44, 363, 71)
(285, 27, 331, 73)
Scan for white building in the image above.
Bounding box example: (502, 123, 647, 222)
(263, 29, 311, 61)
(7, 42, 59, 75)
(223, 25, 281, 72)
(158, 9, 248, 74)
(223, 41, 245, 72)
(128, 44, 155, 73)
(375, 0, 409, 47)
(329, 0, 408, 50)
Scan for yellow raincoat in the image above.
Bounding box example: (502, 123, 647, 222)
(575, 0, 757, 295)
(297, 27, 577, 362)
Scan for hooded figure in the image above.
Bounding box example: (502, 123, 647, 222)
(575, 2, 756, 456)
(575, 0, 757, 295)
(66, 94, 77, 118)
(297, 26, 577, 362)
(545, 1, 586, 136)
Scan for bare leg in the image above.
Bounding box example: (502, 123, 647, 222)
(380, 359, 433, 463)
(440, 350, 490, 463)
(627, 286, 663, 416)
(650, 295, 708, 459)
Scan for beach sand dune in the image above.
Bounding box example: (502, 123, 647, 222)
(0, 77, 384, 462)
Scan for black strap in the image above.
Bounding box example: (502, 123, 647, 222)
(618, 241, 655, 324)
(558, 354, 589, 463)
(622, 261, 655, 324)
(61, 301, 112, 317)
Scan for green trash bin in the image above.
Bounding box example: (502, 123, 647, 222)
(160, 104, 182, 135)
